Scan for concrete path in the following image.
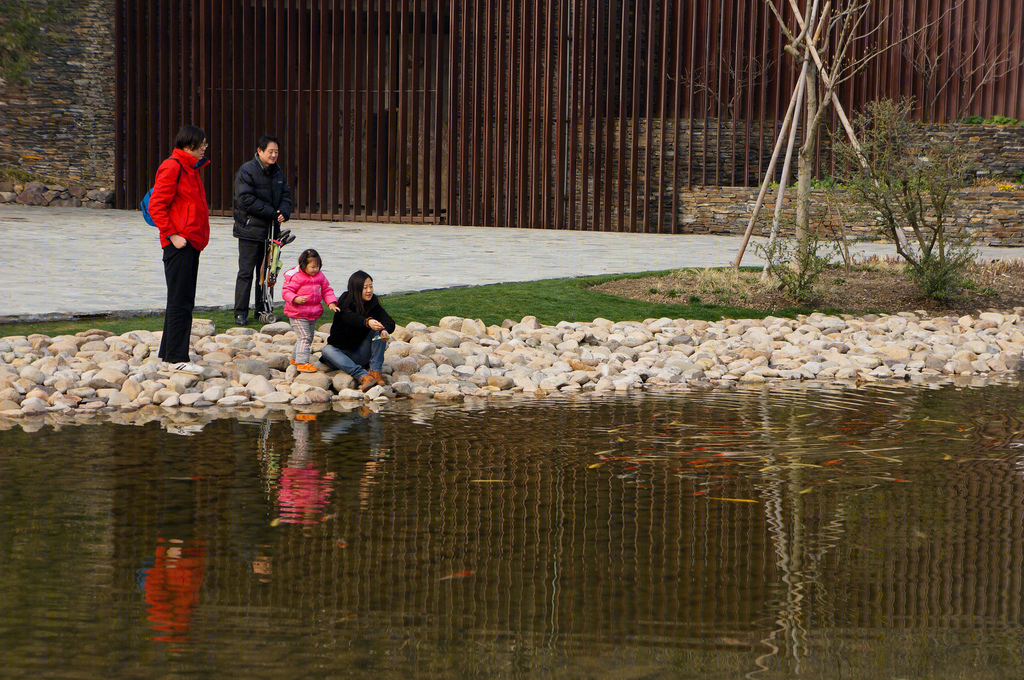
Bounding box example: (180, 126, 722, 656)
(1, 205, 1021, 320)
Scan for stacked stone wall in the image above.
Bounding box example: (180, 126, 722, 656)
(0, 0, 115, 190)
(665, 186, 1024, 247)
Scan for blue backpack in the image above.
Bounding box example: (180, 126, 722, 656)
(140, 158, 183, 226)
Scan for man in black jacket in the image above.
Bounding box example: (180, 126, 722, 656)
(232, 135, 293, 325)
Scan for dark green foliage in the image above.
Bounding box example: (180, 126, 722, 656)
(0, 0, 69, 83)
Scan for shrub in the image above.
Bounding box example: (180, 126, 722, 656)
(755, 230, 837, 304)
(834, 99, 976, 301)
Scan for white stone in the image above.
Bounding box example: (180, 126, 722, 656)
(258, 392, 293, 404)
(202, 385, 226, 402)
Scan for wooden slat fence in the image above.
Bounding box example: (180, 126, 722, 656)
(114, 0, 1024, 231)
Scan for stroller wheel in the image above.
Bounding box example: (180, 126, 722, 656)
(257, 312, 277, 324)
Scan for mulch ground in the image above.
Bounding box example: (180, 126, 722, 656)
(592, 261, 1024, 316)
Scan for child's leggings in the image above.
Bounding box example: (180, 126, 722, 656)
(290, 318, 316, 364)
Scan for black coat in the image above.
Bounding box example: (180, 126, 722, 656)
(327, 293, 396, 352)
(232, 155, 293, 241)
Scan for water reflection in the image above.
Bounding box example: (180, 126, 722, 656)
(2, 380, 1024, 678)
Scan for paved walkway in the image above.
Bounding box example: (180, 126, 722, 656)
(2, 205, 1021, 320)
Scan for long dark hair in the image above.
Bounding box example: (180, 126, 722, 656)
(346, 270, 372, 315)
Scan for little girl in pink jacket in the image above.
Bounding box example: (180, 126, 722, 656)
(282, 248, 339, 372)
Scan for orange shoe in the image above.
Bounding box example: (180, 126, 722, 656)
(368, 370, 385, 386)
(358, 374, 376, 392)
(296, 363, 318, 373)
(289, 358, 297, 366)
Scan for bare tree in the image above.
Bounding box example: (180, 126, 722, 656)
(901, 9, 1017, 120)
(735, 0, 995, 268)
(735, 0, 886, 267)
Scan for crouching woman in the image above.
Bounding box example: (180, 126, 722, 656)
(321, 270, 395, 391)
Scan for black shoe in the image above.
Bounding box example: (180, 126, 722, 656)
(277, 229, 296, 246)
(235, 314, 248, 326)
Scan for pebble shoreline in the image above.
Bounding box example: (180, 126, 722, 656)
(2, 310, 1023, 428)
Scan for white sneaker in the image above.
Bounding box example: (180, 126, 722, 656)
(169, 361, 204, 375)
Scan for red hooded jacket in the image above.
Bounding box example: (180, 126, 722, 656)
(149, 147, 211, 250)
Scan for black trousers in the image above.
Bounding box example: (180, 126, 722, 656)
(158, 242, 201, 363)
(234, 237, 268, 316)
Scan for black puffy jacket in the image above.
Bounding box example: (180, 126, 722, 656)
(232, 155, 293, 241)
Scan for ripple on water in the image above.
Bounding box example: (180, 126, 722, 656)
(1, 379, 1024, 678)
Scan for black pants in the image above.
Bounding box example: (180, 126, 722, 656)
(234, 237, 268, 316)
(159, 242, 201, 363)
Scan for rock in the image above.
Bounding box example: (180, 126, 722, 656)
(390, 357, 422, 374)
(264, 353, 292, 371)
(294, 372, 332, 391)
(202, 385, 226, 402)
(430, 330, 461, 348)
(120, 378, 143, 400)
(178, 393, 205, 406)
(191, 319, 216, 337)
(879, 345, 912, 361)
(261, 321, 293, 336)
(331, 372, 356, 391)
(4, 305, 1023, 420)
(234, 358, 272, 379)
(334, 388, 366, 400)
(247, 375, 276, 397)
(93, 367, 128, 385)
(20, 396, 49, 414)
(19, 365, 47, 384)
(461, 318, 487, 336)
(258, 392, 293, 404)
(86, 188, 115, 203)
(438, 316, 464, 331)
(16, 182, 47, 205)
(390, 381, 414, 395)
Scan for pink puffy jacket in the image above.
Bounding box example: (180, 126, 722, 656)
(282, 267, 338, 321)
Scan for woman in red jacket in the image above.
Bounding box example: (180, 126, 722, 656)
(148, 125, 211, 375)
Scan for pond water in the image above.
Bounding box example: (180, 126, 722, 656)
(3, 380, 1024, 679)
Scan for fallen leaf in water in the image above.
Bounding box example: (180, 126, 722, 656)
(924, 417, 958, 425)
(337, 541, 348, 548)
(440, 571, 474, 581)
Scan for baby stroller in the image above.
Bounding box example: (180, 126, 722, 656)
(256, 224, 296, 324)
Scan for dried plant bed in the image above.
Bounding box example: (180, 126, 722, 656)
(592, 260, 1024, 316)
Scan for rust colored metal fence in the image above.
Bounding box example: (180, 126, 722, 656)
(114, 0, 1024, 231)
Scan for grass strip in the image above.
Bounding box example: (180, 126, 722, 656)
(0, 271, 821, 338)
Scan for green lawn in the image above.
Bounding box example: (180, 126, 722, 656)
(0, 271, 817, 338)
